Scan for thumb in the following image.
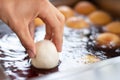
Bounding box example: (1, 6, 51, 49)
(10, 23, 36, 58)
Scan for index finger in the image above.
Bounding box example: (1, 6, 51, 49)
(38, 5, 65, 52)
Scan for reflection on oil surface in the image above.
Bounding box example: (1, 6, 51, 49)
(0, 25, 120, 80)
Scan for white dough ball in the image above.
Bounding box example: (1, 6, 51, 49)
(31, 40, 59, 69)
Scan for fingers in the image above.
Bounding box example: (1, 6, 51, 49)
(29, 21, 35, 39)
(53, 13, 65, 52)
(53, 28, 63, 52)
(40, 15, 63, 52)
(9, 21, 36, 58)
(39, 3, 65, 52)
(44, 25, 52, 40)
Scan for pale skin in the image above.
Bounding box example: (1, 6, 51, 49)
(0, 0, 65, 58)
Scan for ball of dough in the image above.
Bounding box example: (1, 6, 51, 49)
(57, 5, 74, 20)
(34, 18, 44, 27)
(66, 16, 89, 29)
(74, 1, 96, 15)
(88, 11, 112, 26)
(105, 21, 120, 34)
(31, 40, 59, 69)
(96, 33, 120, 48)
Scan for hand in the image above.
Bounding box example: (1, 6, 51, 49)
(0, 0, 65, 58)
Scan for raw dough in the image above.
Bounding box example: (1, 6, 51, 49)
(31, 40, 59, 69)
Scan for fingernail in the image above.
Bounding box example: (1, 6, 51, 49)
(27, 50, 35, 58)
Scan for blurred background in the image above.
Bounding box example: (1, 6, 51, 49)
(50, 0, 120, 18)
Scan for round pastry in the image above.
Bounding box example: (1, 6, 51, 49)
(74, 1, 96, 15)
(96, 33, 120, 48)
(66, 16, 89, 29)
(82, 54, 100, 64)
(105, 21, 120, 34)
(88, 11, 112, 26)
(34, 18, 44, 27)
(57, 5, 74, 20)
(31, 40, 59, 69)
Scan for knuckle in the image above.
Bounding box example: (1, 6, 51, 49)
(60, 14, 65, 24)
(57, 14, 65, 30)
(61, 17, 65, 30)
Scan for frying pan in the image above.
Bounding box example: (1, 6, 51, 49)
(31, 56, 120, 80)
